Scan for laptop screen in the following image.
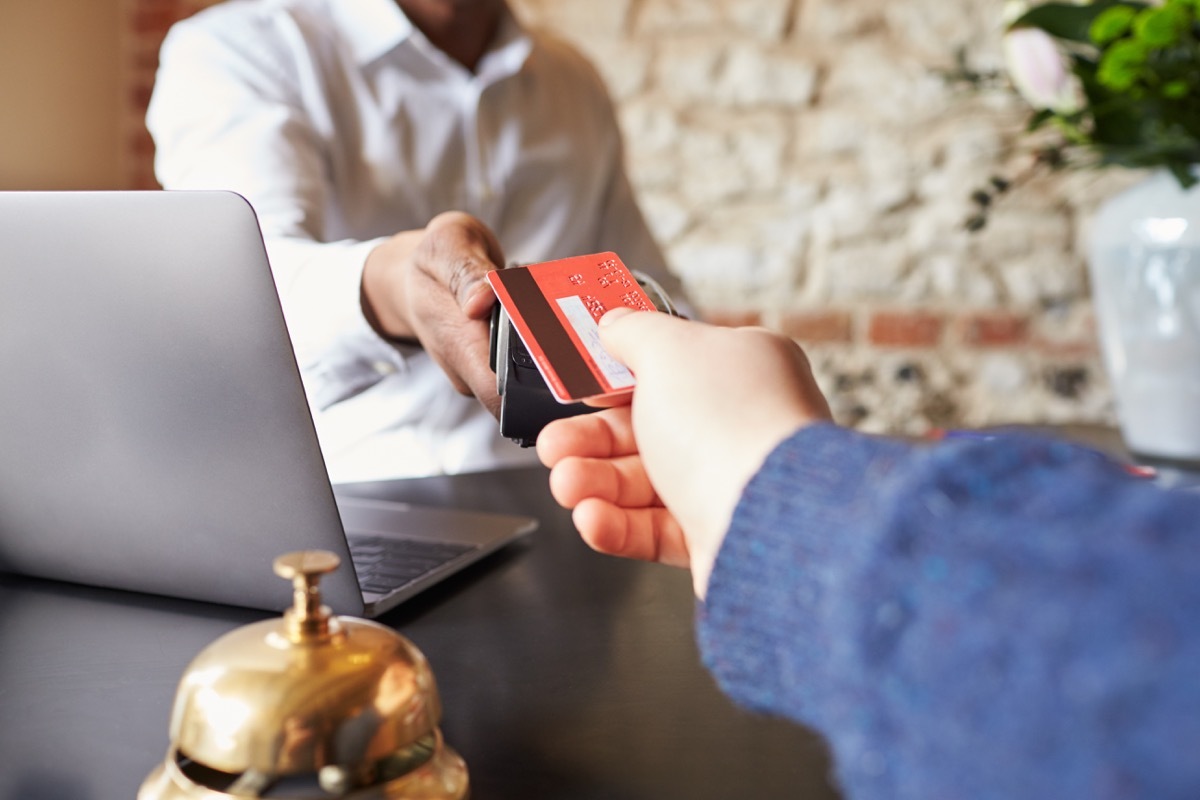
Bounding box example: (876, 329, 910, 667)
(0, 191, 363, 611)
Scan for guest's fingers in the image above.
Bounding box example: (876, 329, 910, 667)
(547, 454, 660, 510)
(571, 499, 690, 568)
(537, 407, 638, 466)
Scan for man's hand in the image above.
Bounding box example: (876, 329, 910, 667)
(361, 212, 505, 415)
(537, 310, 833, 598)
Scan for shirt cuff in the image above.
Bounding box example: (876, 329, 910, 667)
(265, 235, 417, 409)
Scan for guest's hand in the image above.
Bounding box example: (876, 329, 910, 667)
(361, 211, 504, 415)
(537, 310, 833, 598)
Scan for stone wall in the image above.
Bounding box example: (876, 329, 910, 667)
(123, 0, 1139, 434)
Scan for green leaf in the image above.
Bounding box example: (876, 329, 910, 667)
(1090, 97, 1149, 145)
(1090, 6, 1138, 44)
(1027, 108, 1056, 131)
(1162, 79, 1190, 98)
(1132, 5, 1190, 47)
(1011, 1, 1147, 43)
(1097, 39, 1150, 90)
(1168, 161, 1199, 188)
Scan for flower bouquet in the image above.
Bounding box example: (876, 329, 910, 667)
(1003, 0, 1200, 185)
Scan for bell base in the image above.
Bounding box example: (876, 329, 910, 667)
(139, 741, 469, 800)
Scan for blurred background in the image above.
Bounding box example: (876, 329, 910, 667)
(1, 0, 1138, 435)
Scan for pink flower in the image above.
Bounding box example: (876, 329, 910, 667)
(1002, 27, 1082, 114)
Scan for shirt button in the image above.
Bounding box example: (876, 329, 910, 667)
(372, 360, 396, 376)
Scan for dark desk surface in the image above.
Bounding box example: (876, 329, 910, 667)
(0, 466, 837, 800)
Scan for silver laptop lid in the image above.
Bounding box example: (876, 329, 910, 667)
(0, 190, 365, 612)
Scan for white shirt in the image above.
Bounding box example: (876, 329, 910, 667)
(147, 0, 678, 482)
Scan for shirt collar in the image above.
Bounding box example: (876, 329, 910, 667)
(330, 0, 415, 66)
(475, 8, 533, 83)
(331, 0, 533, 77)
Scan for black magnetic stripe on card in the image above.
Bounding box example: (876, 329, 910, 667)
(498, 268, 603, 399)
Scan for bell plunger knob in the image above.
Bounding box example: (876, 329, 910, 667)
(273, 550, 342, 642)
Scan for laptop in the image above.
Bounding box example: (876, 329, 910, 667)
(0, 190, 536, 617)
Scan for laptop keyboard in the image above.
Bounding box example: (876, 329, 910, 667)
(347, 534, 477, 596)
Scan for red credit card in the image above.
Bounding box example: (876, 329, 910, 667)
(487, 252, 656, 403)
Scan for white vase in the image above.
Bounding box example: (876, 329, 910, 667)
(1088, 169, 1200, 464)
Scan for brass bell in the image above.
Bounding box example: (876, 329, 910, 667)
(139, 550, 468, 799)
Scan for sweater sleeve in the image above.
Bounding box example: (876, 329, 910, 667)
(697, 423, 1200, 800)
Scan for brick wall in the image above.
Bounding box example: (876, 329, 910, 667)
(122, 0, 1134, 435)
(122, 0, 220, 189)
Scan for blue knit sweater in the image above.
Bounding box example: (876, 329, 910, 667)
(697, 423, 1200, 799)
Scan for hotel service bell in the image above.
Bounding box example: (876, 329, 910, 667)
(139, 550, 468, 800)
